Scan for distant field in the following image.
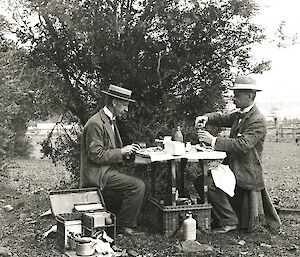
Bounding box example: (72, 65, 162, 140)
(263, 141, 300, 208)
(10, 140, 300, 209)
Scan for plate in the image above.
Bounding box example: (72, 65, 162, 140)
(136, 147, 163, 156)
(193, 144, 213, 152)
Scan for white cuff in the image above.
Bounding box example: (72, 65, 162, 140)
(211, 137, 217, 150)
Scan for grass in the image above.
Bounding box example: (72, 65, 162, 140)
(0, 141, 300, 256)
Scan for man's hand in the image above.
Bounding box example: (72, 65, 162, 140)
(121, 143, 141, 156)
(197, 129, 214, 145)
(195, 115, 208, 128)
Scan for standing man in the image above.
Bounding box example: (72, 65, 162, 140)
(194, 75, 281, 233)
(80, 84, 147, 235)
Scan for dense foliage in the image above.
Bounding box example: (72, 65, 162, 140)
(0, 15, 59, 170)
(0, 24, 31, 170)
(1, 0, 270, 178)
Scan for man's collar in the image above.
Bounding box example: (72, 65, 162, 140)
(239, 103, 255, 114)
(103, 106, 115, 120)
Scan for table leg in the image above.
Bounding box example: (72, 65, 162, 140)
(180, 158, 188, 197)
(150, 162, 157, 197)
(199, 160, 209, 204)
(170, 159, 177, 206)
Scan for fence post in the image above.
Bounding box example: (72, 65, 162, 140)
(292, 126, 296, 140)
(275, 117, 279, 142)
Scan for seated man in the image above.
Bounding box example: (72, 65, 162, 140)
(194, 75, 281, 233)
(80, 84, 149, 235)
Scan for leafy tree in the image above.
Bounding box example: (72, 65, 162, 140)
(0, 29, 30, 169)
(0, 14, 57, 170)
(4, 0, 270, 179)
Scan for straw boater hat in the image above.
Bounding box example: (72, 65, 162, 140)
(228, 75, 262, 92)
(102, 84, 136, 102)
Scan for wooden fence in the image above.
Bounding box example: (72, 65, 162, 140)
(266, 119, 300, 142)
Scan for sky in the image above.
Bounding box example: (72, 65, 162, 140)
(252, 0, 300, 117)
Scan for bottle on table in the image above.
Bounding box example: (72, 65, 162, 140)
(173, 125, 184, 142)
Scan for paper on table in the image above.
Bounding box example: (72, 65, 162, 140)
(136, 147, 174, 162)
(147, 151, 174, 162)
(184, 151, 226, 160)
(136, 147, 226, 163)
(210, 164, 236, 197)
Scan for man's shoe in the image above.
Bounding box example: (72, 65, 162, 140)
(117, 227, 145, 236)
(213, 225, 238, 234)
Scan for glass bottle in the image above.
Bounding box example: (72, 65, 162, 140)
(173, 125, 184, 142)
(183, 212, 197, 241)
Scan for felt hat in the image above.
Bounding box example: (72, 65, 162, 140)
(102, 84, 136, 102)
(228, 75, 262, 91)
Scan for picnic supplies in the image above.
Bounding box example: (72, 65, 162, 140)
(49, 188, 116, 253)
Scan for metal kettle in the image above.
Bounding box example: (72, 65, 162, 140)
(75, 238, 97, 256)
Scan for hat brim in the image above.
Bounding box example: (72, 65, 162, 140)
(228, 84, 262, 92)
(102, 90, 136, 102)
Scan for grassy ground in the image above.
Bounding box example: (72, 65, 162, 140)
(0, 142, 300, 256)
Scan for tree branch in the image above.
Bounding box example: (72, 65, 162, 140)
(156, 51, 163, 86)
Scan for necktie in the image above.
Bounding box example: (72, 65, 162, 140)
(110, 118, 116, 131)
(110, 118, 116, 125)
(110, 118, 122, 147)
(237, 112, 246, 123)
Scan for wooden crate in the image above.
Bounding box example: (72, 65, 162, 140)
(81, 211, 116, 242)
(56, 213, 82, 252)
(145, 197, 212, 236)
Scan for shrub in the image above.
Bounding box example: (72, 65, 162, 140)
(40, 119, 82, 186)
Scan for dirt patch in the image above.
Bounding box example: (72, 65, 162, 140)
(0, 142, 300, 256)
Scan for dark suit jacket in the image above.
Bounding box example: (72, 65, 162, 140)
(80, 109, 124, 190)
(206, 105, 267, 190)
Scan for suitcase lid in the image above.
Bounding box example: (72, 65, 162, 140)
(49, 187, 106, 216)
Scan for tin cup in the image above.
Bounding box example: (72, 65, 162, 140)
(186, 142, 192, 152)
(163, 136, 172, 142)
(139, 142, 146, 149)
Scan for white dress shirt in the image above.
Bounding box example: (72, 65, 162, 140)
(103, 106, 116, 131)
